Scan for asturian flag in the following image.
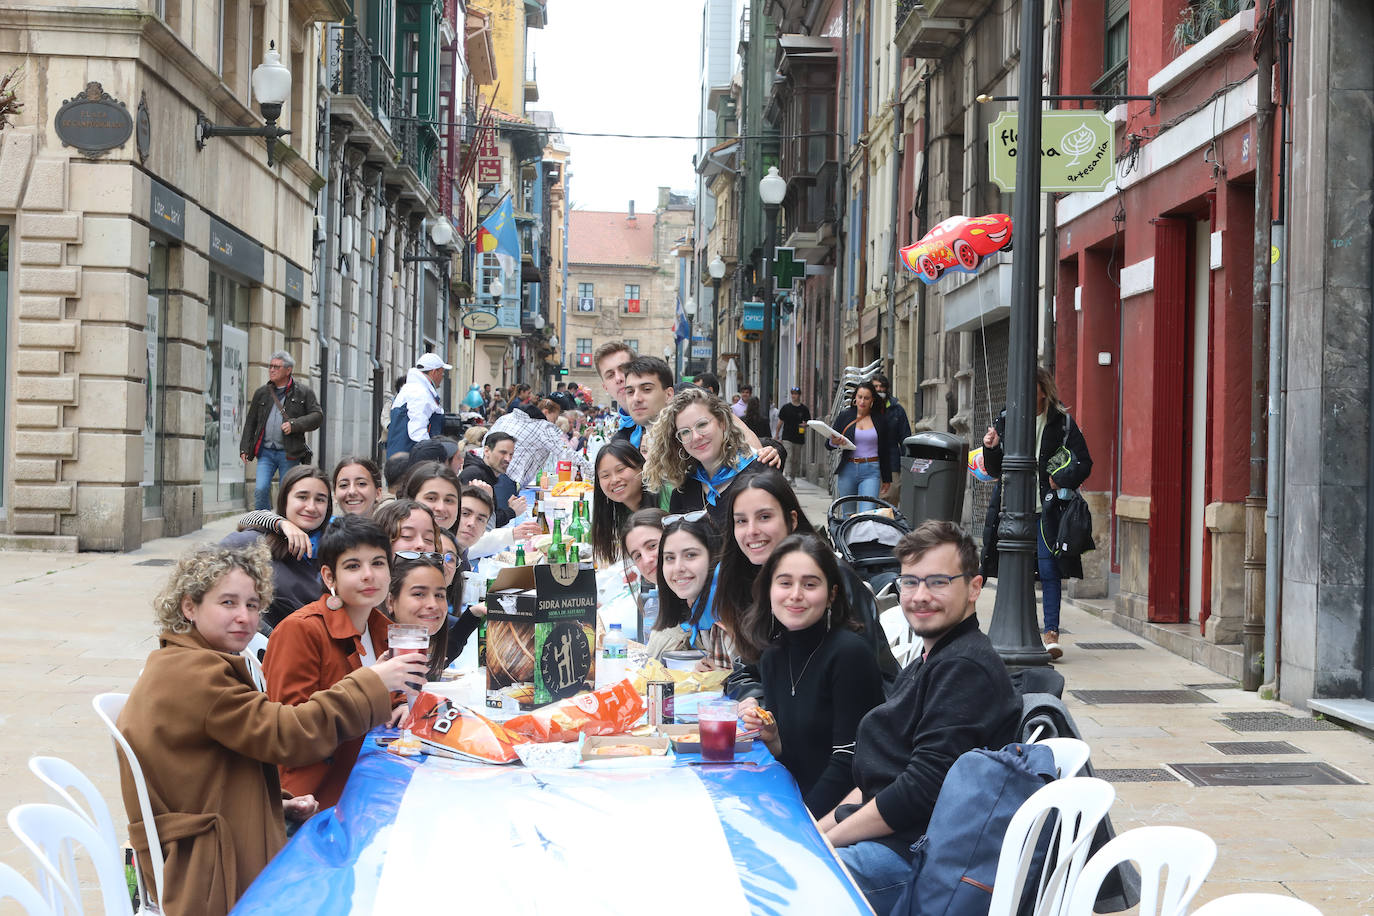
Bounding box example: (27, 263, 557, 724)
(673, 296, 690, 344)
(475, 196, 520, 277)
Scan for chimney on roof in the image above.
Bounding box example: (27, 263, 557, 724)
(627, 201, 636, 221)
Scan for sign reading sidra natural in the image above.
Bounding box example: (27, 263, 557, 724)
(988, 111, 1115, 193)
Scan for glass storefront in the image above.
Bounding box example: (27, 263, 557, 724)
(144, 240, 170, 513)
(204, 270, 251, 505)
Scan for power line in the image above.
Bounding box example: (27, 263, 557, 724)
(394, 115, 838, 142)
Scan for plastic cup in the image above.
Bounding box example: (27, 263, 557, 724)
(388, 623, 429, 662)
(698, 699, 739, 762)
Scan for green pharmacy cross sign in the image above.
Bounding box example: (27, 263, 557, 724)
(772, 247, 807, 294)
(989, 110, 1115, 193)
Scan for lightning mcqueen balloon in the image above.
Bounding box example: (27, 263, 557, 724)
(899, 213, 1014, 283)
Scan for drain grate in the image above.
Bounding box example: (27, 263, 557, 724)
(1094, 768, 1184, 783)
(1071, 689, 1216, 705)
(1207, 740, 1305, 756)
(1217, 712, 1341, 733)
(1170, 761, 1363, 787)
(1187, 682, 1240, 690)
(133, 558, 175, 567)
(1077, 642, 1144, 650)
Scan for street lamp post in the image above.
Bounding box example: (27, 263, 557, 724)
(402, 217, 457, 407)
(987, 0, 1052, 667)
(708, 255, 726, 374)
(195, 42, 292, 166)
(758, 166, 787, 420)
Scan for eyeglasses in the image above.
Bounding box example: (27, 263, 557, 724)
(894, 572, 972, 594)
(675, 417, 716, 443)
(268, 363, 287, 370)
(394, 550, 445, 564)
(663, 510, 708, 526)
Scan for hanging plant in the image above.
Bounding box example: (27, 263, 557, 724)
(0, 67, 23, 131)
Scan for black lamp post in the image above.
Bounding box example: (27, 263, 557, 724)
(987, 0, 1052, 667)
(195, 41, 292, 167)
(708, 255, 726, 373)
(758, 166, 786, 418)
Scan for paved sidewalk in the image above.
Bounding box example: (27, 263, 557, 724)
(2, 492, 1372, 912)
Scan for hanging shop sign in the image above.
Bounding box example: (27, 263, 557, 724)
(988, 110, 1115, 193)
(476, 131, 502, 185)
(54, 82, 133, 158)
(461, 308, 500, 332)
(149, 179, 186, 241)
(284, 261, 305, 301)
(208, 216, 265, 284)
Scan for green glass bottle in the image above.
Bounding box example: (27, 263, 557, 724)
(515, 544, 526, 566)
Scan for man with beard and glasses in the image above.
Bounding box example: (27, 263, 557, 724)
(815, 520, 1020, 915)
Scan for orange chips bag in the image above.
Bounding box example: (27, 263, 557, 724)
(504, 680, 646, 743)
(402, 691, 529, 764)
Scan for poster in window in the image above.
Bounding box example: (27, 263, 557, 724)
(219, 325, 248, 479)
(143, 296, 159, 487)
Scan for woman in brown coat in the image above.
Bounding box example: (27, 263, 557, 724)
(117, 542, 426, 916)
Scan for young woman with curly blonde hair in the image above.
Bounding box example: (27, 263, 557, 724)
(116, 542, 426, 916)
(643, 387, 767, 540)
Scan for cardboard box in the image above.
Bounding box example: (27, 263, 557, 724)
(657, 724, 754, 755)
(480, 562, 597, 709)
(580, 736, 671, 761)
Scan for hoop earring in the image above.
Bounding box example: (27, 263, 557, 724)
(678, 446, 691, 462)
(325, 585, 343, 611)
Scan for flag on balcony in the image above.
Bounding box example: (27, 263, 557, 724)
(476, 196, 520, 277)
(673, 296, 690, 344)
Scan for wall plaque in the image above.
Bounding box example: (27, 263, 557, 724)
(284, 261, 305, 300)
(54, 82, 133, 158)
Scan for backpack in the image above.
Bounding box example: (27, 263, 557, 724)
(1044, 489, 1095, 559)
(890, 742, 1058, 916)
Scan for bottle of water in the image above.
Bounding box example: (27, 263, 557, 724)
(598, 624, 628, 687)
(640, 587, 659, 641)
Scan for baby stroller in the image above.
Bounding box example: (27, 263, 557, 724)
(827, 495, 913, 597)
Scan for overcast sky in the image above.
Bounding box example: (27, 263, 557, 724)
(528, 1, 702, 213)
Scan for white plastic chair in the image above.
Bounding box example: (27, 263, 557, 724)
(28, 757, 122, 916)
(988, 776, 1116, 916)
(1033, 737, 1091, 778)
(879, 607, 921, 667)
(0, 861, 55, 915)
(91, 693, 163, 913)
(7, 804, 133, 916)
(1192, 893, 1323, 915)
(241, 632, 268, 691)
(1063, 825, 1217, 916)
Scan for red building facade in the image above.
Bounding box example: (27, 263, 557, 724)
(1054, 1, 1272, 649)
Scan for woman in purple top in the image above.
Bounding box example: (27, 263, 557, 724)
(828, 381, 893, 517)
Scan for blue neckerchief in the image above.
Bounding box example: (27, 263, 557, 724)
(630, 424, 644, 448)
(308, 528, 323, 558)
(618, 408, 636, 430)
(692, 452, 757, 506)
(680, 569, 719, 647)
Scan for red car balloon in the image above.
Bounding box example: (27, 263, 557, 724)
(899, 213, 1014, 284)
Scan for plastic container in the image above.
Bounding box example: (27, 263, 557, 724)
(596, 624, 628, 688)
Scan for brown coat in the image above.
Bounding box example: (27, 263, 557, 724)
(117, 629, 391, 916)
(261, 596, 396, 806)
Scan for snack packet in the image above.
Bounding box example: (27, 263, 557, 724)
(504, 680, 646, 743)
(402, 690, 529, 764)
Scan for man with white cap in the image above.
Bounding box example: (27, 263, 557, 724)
(387, 352, 451, 457)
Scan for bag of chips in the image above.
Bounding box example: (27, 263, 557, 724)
(504, 680, 646, 743)
(401, 691, 529, 764)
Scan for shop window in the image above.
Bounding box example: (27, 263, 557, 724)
(576, 337, 593, 367)
(206, 271, 251, 505)
(144, 241, 172, 514)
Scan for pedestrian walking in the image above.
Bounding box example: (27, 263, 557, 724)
(828, 381, 893, 516)
(871, 374, 912, 474)
(387, 353, 450, 458)
(238, 350, 322, 510)
(776, 387, 811, 483)
(979, 366, 1093, 659)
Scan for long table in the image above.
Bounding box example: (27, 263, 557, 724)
(232, 730, 872, 915)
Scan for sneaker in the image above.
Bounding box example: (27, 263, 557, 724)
(1043, 630, 1063, 660)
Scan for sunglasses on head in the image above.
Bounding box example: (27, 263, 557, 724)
(663, 510, 708, 526)
(393, 550, 447, 564)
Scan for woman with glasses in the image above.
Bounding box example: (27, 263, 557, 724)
(262, 514, 408, 808)
(591, 439, 658, 565)
(829, 381, 893, 517)
(644, 387, 766, 540)
(646, 512, 731, 668)
(738, 534, 885, 817)
(222, 465, 332, 633)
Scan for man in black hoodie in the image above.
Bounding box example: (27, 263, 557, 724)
(817, 520, 1020, 915)
(458, 431, 523, 526)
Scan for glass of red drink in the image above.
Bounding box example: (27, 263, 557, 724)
(388, 624, 429, 704)
(698, 699, 739, 762)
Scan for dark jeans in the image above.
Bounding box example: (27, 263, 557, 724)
(1036, 518, 1062, 633)
(836, 841, 912, 915)
(254, 447, 298, 510)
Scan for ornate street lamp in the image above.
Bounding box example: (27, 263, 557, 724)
(758, 165, 787, 420)
(195, 42, 292, 166)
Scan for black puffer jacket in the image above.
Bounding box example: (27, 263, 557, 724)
(980, 406, 1093, 579)
(458, 450, 515, 526)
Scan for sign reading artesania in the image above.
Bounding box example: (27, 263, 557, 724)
(988, 111, 1115, 193)
(54, 82, 134, 158)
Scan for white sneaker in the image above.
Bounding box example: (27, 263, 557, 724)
(1043, 630, 1063, 660)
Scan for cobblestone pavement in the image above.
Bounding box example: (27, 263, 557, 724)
(1, 490, 1371, 913)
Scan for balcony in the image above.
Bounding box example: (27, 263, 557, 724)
(291, 0, 349, 25)
(334, 26, 400, 160)
(618, 298, 651, 316)
(782, 161, 838, 262)
(895, 2, 968, 60)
